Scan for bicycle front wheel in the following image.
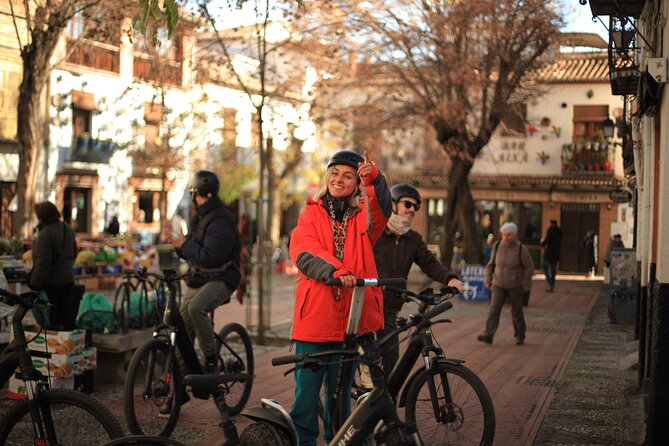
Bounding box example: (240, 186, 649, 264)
(0, 389, 124, 445)
(124, 338, 184, 437)
(405, 362, 495, 446)
(216, 322, 254, 414)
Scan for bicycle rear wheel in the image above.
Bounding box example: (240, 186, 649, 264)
(0, 389, 124, 445)
(124, 338, 184, 437)
(405, 362, 496, 446)
(216, 322, 254, 414)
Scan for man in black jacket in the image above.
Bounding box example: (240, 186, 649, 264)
(373, 184, 464, 375)
(165, 170, 241, 374)
(540, 220, 562, 292)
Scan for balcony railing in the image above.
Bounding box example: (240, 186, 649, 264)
(67, 137, 117, 163)
(561, 143, 615, 175)
(66, 40, 120, 73)
(133, 55, 183, 87)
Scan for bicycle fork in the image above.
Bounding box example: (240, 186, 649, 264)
(422, 351, 457, 425)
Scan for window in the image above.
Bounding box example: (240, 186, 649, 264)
(0, 64, 20, 139)
(63, 187, 91, 233)
(136, 191, 160, 224)
(223, 108, 237, 149)
(573, 105, 609, 141)
(73, 107, 92, 139)
(476, 200, 542, 245)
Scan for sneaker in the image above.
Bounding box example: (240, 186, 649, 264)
(159, 392, 191, 418)
(516, 337, 525, 345)
(477, 334, 493, 344)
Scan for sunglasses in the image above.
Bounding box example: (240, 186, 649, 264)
(399, 200, 420, 211)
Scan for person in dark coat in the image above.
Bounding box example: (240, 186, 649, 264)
(373, 183, 464, 375)
(165, 170, 241, 375)
(540, 219, 562, 292)
(29, 201, 78, 329)
(104, 215, 120, 236)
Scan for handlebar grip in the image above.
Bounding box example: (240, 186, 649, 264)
(324, 277, 407, 287)
(272, 355, 303, 366)
(441, 286, 462, 296)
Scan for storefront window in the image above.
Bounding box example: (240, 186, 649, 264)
(475, 200, 542, 245)
(427, 198, 445, 244)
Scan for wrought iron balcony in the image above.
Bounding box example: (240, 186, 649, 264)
(561, 142, 615, 175)
(586, 0, 646, 18)
(68, 137, 117, 163)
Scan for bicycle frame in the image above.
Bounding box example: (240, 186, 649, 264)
(152, 270, 203, 376)
(386, 322, 465, 409)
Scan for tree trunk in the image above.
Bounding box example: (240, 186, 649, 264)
(13, 56, 42, 237)
(439, 155, 483, 267)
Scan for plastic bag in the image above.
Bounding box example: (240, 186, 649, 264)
(76, 292, 116, 333)
(31, 291, 51, 327)
(122, 290, 156, 320)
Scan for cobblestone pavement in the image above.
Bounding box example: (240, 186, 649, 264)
(535, 284, 645, 445)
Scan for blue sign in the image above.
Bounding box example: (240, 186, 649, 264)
(459, 265, 490, 302)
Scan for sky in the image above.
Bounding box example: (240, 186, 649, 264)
(561, 1, 610, 40)
(199, 0, 612, 40)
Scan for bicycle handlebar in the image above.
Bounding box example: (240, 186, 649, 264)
(123, 267, 232, 283)
(0, 288, 40, 309)
(272, 349, 355, 367)
(272, 287, 459, 370)
(324, 277, 407, 287)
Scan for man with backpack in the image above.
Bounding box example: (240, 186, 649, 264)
(477, 222, 533, 346)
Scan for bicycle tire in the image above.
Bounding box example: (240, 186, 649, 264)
(114, 281, 134, 333)
(101, 434, 187, 446)
(124, 338, 184, 437)
(0, 389, 125, 445)
(239, 421, 291, 446)
(404, 362, 496, 446)
(216, 322, 254, 415)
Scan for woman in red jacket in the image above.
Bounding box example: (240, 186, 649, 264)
(288, 149, 392, 445)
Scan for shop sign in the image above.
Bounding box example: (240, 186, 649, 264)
(459, 265, 490, 302)
(610, 187, 633, 203)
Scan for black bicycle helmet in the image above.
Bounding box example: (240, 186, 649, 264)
(190, 170, 220, 198)
(327, 150, 364, 170)
(390, 183, 421, 205)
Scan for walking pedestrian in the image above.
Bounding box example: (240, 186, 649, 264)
(28, 201, 78, 330)
(477, 222, 534, 345)
(374, 183, 464, 375)
(583, 230, 598, 278)
(540, 219, 562, 292)
(288, 149, 391, 446)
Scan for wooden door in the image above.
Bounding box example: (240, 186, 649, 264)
(560, 203, 600, 272)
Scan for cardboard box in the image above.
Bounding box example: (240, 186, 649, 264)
(97, 275, 117, 290)
(7, 375, 29, 400)
(31, 352, 83, 378)
(78, 276, 99, 291)
(18, 327, 87, 355)
(80, 346, 97, 371)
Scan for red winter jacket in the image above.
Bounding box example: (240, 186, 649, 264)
(289, 174, 392, 342)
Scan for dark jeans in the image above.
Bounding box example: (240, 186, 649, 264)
(542, 260, 557, 287)
(43, 282, 76, 330)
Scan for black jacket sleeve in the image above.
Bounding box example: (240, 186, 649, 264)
(414, 235, 458, 285)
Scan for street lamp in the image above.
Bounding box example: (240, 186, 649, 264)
(602, 116, 616, 140)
